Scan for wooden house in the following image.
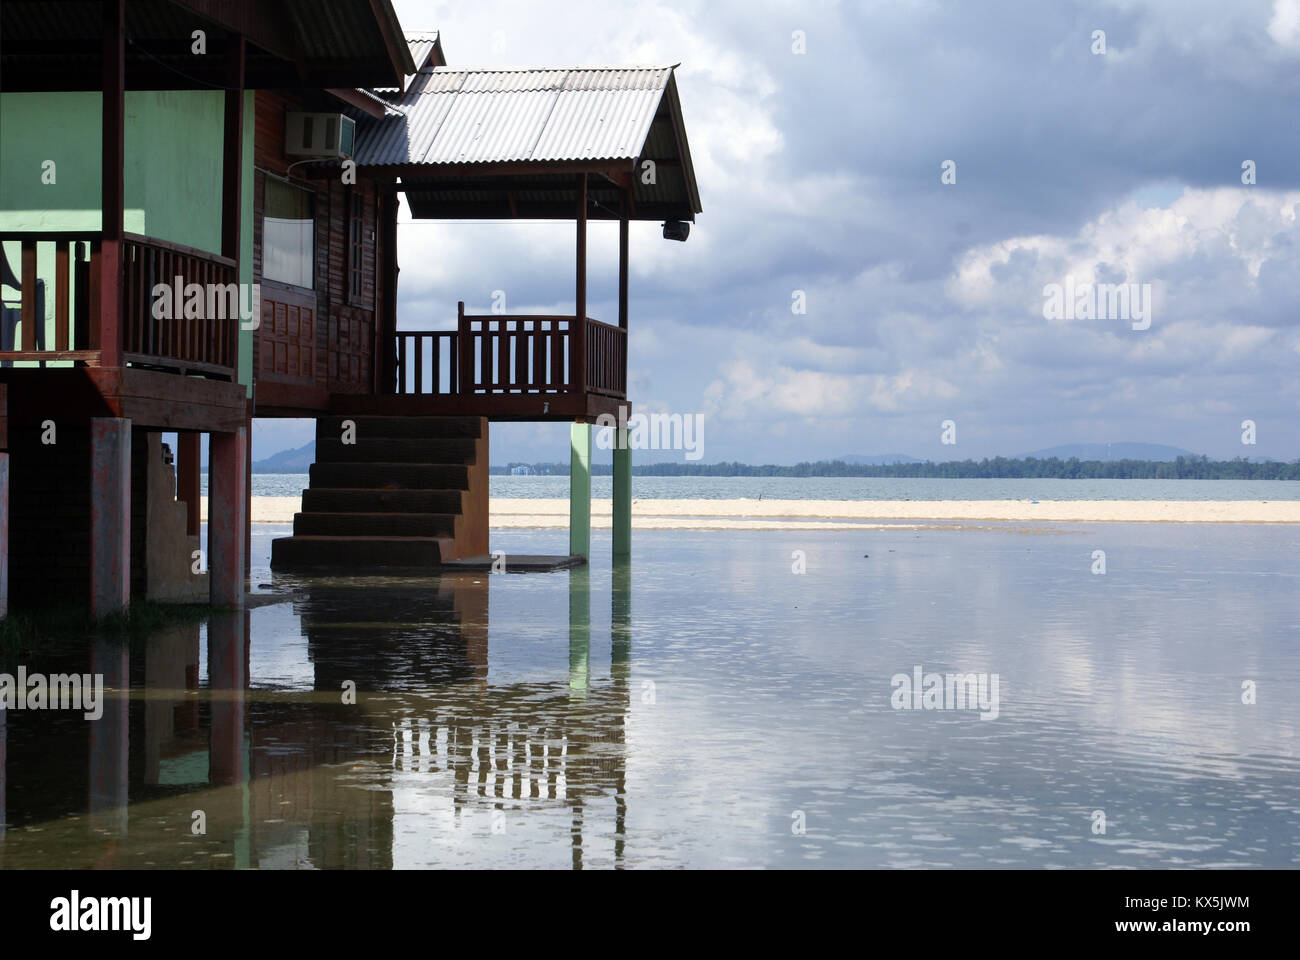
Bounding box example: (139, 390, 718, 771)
(0, 0, 701, 617)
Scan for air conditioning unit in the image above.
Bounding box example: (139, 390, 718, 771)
(285, 112, 356, 159)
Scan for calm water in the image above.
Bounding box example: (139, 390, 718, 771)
(2, 522, 1298, 868)
(232, 474, 1300, 500)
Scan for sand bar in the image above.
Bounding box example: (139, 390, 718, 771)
(222, 497, 1300, 528)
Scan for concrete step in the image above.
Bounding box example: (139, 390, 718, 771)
(270, 535, 452, 568)
(308, 462, 470, 490)
(314, 436, 478, 464)
(302, 488, 464, 514)
(292, 511, 457, 538)
(316, 416, 482, 441)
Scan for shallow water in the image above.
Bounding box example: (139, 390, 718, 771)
(2, 522, 1298, 868)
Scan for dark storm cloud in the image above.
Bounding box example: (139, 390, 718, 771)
(381, 0, 1300, 465)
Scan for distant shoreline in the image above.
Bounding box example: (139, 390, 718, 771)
(220, 496, 1300, 527)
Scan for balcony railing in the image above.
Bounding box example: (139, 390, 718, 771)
(0, 231, 238, 378)
(121, 233, 239, 377)
(389, 301, 627, 399)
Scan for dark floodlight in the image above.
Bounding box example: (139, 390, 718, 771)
(663, 220, 690, 242)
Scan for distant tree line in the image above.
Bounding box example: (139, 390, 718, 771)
(490, 456, 1300, 480)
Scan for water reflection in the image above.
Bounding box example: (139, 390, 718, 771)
(0, 562, 632, 869)
(4, 523, 1299, 869)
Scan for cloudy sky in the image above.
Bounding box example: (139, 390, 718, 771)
(256, 0, 1300, 465)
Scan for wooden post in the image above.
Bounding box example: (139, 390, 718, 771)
(90, 417, 131, 617)
(209, 427, 247, 609)
(457, 301, 471, 396)
(573, 173, 587, 395)
(569, 421, 591, 560)
(222, 37, 245, 259)
(619, 191, 629, 331)
(97, 0, 125, 367)
(223, 37, 245, 378)
(177, 432, 201, 537)
(380, 190, 400, 393)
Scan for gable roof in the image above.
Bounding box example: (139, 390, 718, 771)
(353, 64, 701, 221)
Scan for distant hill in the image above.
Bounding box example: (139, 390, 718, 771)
(835, 453, 922, 465)
(1018, 442, 1198, 462)
(252, 440, 314, 473)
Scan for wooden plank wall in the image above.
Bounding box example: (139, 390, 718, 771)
(252, 90, 385, 411)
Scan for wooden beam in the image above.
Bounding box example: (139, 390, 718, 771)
(20, 242, 36, 352)
(326, 88, 386, 118)
(619, 192, 629, 332)
(97, 0, 125, 368)
(380, 190, 399, 393)
(367, 0, 417, 86)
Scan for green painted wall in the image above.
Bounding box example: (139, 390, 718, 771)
(0, 89, 255, 391)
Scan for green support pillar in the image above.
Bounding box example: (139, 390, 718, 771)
(569, 421, 591, 559)
(613, 427, 631, 558)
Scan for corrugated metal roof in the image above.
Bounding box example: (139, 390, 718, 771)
(406, 31, 442, 71)
(355, 66, 674, 167)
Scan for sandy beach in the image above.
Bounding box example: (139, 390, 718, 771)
(221, 497, 1300, 528)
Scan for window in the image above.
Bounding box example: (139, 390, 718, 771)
(263, 178, 314, 288)
(348, 190, 364, 301)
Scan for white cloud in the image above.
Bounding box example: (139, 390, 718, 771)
(1268, 0, 1300, 47)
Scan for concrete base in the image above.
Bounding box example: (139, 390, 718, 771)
(209, 427, 247, 609)
(570, 422, 591, 559)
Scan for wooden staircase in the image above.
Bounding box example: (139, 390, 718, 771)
(270, 416, 489, 569)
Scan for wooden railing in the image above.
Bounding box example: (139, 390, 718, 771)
(392, 330, 459, 395)
(585, 317, 627, 397)
(389, 302, 627, 399)
(0, 232, 96, 366)
(0, 231, 237, 378)
(122, 233, 238, 377)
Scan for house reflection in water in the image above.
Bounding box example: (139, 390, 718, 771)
(0, 565, 633, 870)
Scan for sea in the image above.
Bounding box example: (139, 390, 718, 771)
(3, 481, 1298, 868)
(229, 474, 1300, 500)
